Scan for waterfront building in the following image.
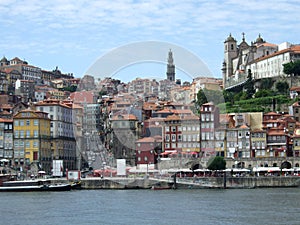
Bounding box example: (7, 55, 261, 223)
(292, 128, 300, 161)
(200, 102, 219, 158)
(135, 136, 162, 169)
(262, 112, 289, 158)
(0, 118, 13, 165)
(180, 115, 200, 154)
(35, 99, 76, 170)
(215, 115, 228, 158)
(13, 108, 51, 172)
(236, 123, 251, 158)
(251, 129, 267, 158)
(110, 113, 139, 165)
(163, 114, 182, 153)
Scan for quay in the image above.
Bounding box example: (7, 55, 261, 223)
(53, 176, 300, 189)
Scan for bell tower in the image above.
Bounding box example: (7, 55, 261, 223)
(223, 33, 238, 85)
(166, 49, 175, 81)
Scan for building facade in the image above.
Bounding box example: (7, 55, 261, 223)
(13, 109, 51, 173)
(35, 99, 76, 171)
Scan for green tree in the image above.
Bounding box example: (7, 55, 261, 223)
(196, 89, 208, 107)
(283, 60, 300, 76)
(244, 69, 255, 98)
(223, 90, 234, 103)
(61, 85, 77, 92)
(207, 156, 226, 170)
(254, 89, 274, 98)
(275, 81, 289, 95)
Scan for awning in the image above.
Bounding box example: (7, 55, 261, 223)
(253, 167, 280, 172)
(160, 152, 171, 156)
(0, 159, 9, 162)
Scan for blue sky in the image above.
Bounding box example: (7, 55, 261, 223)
(1, 0, 300, 83)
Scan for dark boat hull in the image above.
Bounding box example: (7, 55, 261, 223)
(0, 183, 71, 192)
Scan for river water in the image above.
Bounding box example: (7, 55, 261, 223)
(0, 188, 299, 225)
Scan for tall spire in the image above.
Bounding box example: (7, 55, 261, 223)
(166, 49, 175, 81)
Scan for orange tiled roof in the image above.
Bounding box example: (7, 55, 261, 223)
(165, 114, 180, 121)
(255, 45, 300, 62)
(111, 114, 137, 121)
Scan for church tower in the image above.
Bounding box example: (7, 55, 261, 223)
(223, 34, 238, 85)
(166, 49, 175, 81)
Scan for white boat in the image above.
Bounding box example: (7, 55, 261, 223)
(0, 179, 71, 192)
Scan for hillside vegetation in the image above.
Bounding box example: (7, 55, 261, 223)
(196, 77, 297, 114)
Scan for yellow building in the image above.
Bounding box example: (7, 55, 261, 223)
(13, 108, 51, 173)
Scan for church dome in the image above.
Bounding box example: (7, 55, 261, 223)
(255, 34, 264, 44)
(225, 33, 236, 42)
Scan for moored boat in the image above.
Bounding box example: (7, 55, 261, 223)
(0, 179, 71, 192)
(70, 180, 82, 190)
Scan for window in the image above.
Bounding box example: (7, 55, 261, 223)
(19, 141, 24, 147)
(20, 120, 24, 126)
(20, 130, 24, 138)
(26, 130, 30, 138)
(171, 134, 176, 142)
(165, 135, 170, 141)
(14, 131, 19, 138)
(14, 120, 19, 126)
(34, 130, 38, 138)
(26, 141, 30, 148)
(26, 120, 30, 126)
(34, 120, 39, 126)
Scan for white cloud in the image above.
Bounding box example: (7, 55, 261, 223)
(1, 0, 300, 78)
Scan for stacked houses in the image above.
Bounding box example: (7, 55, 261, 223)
(1, 34, 300, 176)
